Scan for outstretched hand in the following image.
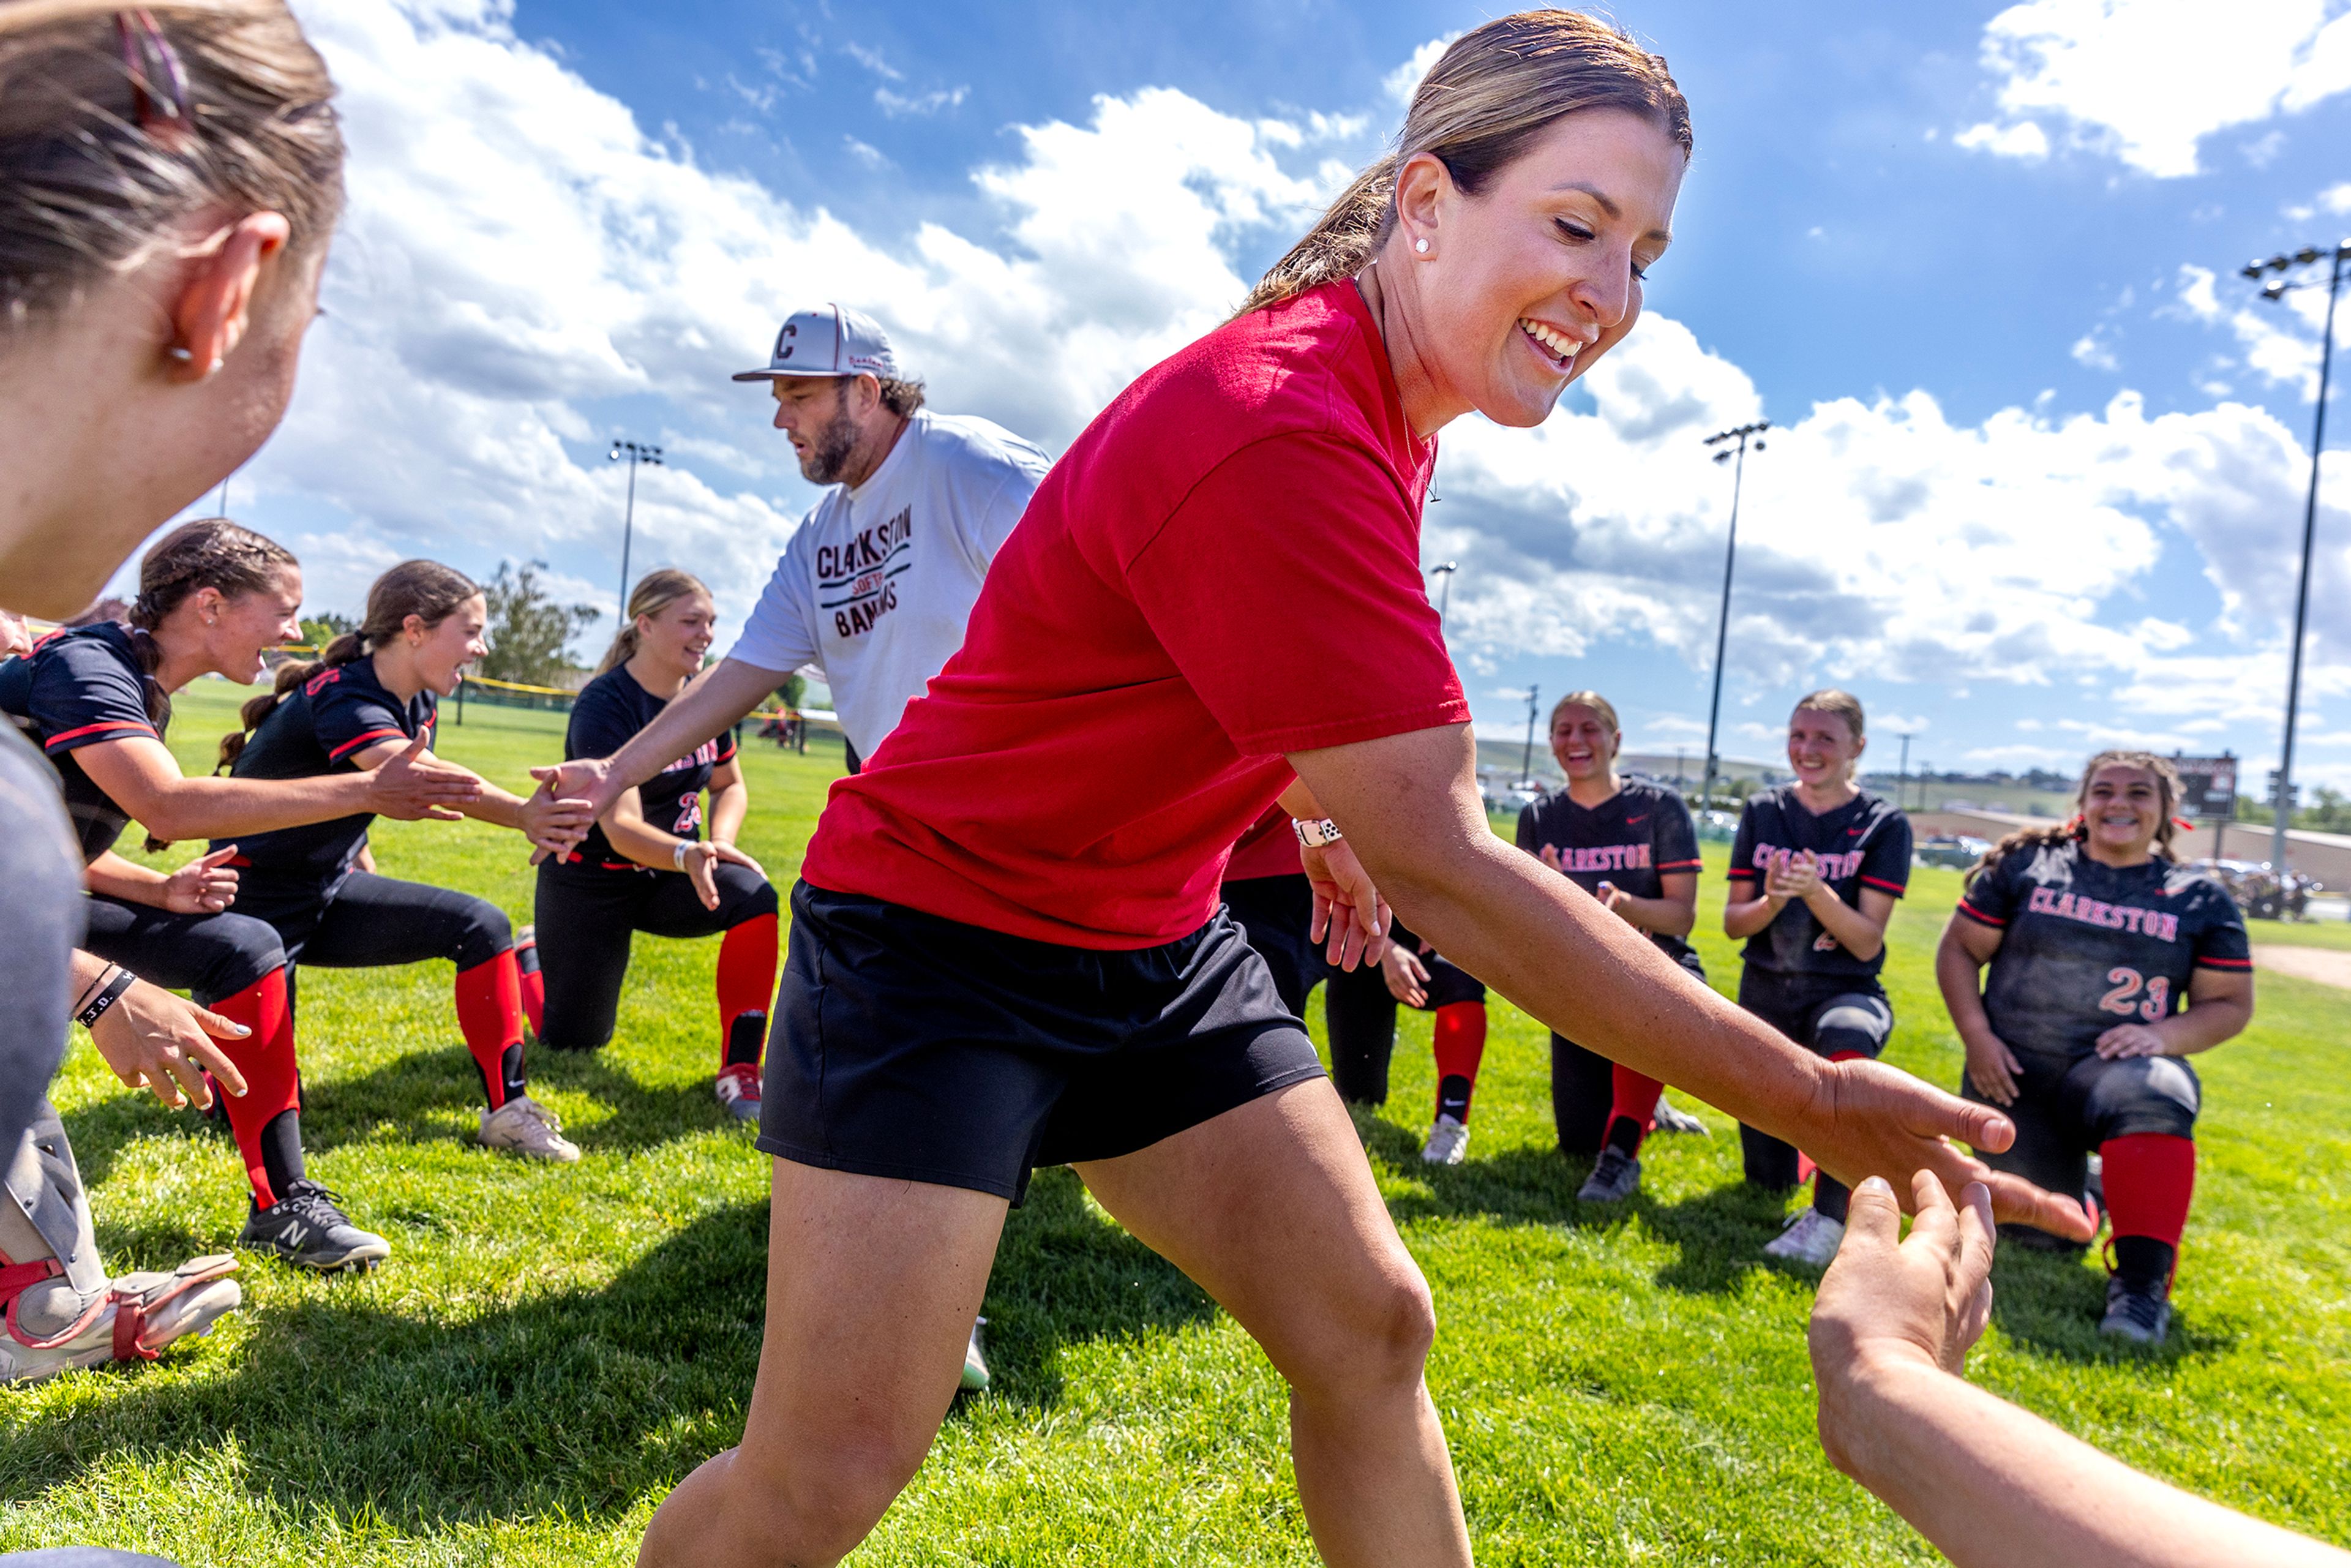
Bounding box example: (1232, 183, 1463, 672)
(160, 845, 241, 913)
(367, 733, 481, 822)
(525, 758, 613, 861)
(1804, 1057, 2096, 1242)
(1302, 837, 1390, 971)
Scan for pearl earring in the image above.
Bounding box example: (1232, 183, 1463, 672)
(1414, 238, 1430, 254)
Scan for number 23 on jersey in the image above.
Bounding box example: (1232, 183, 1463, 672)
(2099, 966, 2171, 1023)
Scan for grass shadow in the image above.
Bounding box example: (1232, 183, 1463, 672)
(1370, 1127, 1804, 1299)
(2, 1168, 1222, 1535)
(1987, 1242, 2240, 1365)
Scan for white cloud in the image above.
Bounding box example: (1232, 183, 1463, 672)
(1959, 0, 2351, 178)
(2070, 330, 2118, 370)
(876, 84, 969, 118)
(842, 135, 891, 171)
(1384, 35, 1455, 106)
(1954, 119, 2050, 160)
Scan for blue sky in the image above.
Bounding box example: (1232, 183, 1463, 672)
(179, 0, 2351, 795)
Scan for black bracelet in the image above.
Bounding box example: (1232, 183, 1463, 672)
(76, 968, 137, 1030)
(70, 966, 114, 1015)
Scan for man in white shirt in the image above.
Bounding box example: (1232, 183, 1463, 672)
(726, 304, 1051, 770)
(528, 303, 1048, 1390)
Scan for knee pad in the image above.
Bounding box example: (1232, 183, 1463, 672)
(1812, 996, 1892, 1060)
(2, 1112, 107, 1341)
(2081, 1054, 2200, 1142)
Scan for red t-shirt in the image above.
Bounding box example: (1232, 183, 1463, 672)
(1223, 803, 1303, 883)
(801, 281, 1468, 947)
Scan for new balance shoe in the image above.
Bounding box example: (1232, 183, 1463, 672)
(1420, 1114, 1470, 1166)
(1, 1254, 242, 1382)
(962, 1318, 991, 1393)
(240, 1180, 391, 1272)
(2099, 1275, 2172, 1347)
(1763, 1207, 1845, 1267)
(479, 1094, 580, 1163)
(714, 1062, 762, 1123)
(1651, 1097, 1710, 1135)
(1577, 1147, 1642, 1203)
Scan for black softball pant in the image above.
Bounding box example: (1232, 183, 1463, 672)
(531, 858, 778, 1052)
(1736, 975, 1894, 1222)
(80, 895, 284, 1005)
(1960, 1048, 2200, 1212)
(1319, 929, 1487, 1106)
(1550, 946, 1708, 1155)
(233, 868, 512, 994)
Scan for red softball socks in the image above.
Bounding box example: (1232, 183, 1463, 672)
(454, 952, 528, 1111)
(715, 912, 779, 1071)
(211, 969, 304, 1208)
(1603, 1065, 1665, 1156)
(1431, 1001, 1487, 1124)
(514, 925, 546, 1040)
(2102, 1132, 2195, 1290)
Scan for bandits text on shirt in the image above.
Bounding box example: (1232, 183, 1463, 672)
(817, 505, 912, 641)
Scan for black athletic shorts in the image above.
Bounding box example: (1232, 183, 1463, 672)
(759, 880, 1328, 1202)
(1218, 871, 1326, 1018)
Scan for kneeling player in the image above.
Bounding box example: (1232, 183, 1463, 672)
(1321, 920, 1488, 1165)
(528, 571, 778, 1119)
(1939, 751, 2252, 1346)
(1517, 691, 1708, 1202)
(1724, 690, 1912, 1266)
(216, 561, 594, 1190)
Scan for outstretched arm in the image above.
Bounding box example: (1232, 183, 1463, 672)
(1289, 724, 2092, 1238)
(525, 658, 782, 854)
(346, 737, 591, 845)
(1812, 1172, 2350, 1568)
(72, 732, 479, 843)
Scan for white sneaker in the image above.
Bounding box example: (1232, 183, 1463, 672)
(1652, 1097, 1711, 1135)
(479, 1095, 580, 1163)
(1763, 1207, 1845, 1267)
(1420, 1114, 1470, 1166)
(961, 1319, 990, 1392)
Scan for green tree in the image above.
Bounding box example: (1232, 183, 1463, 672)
(478, 560, 599, 686)
(296, 610, 354, 651)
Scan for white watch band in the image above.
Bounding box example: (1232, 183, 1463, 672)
(673, 840, 691, 871)
(1292, 816, 1343, 849)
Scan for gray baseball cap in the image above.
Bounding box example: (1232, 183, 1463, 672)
(732, 304, 899, 381)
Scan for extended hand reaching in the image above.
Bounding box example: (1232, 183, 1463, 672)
(160, 845, 241, 914)
(1301, 837, 1389, 970)
(366, 733, 483, 821)
(525, 757, 613, 861)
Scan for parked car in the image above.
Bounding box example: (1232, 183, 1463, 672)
(1916, 834, 1991, 871)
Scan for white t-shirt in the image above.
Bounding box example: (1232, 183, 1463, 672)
(729, 409, 1051, 758)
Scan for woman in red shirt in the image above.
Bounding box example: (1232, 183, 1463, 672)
(540, 15, 2089, 1563)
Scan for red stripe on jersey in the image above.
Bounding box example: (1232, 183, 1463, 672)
(1657, 858, 1703, 871)
(328, 727, 408, 761)
(1860, 875, 1907, 895)
(1725, 868, 1760, 880)
(1955, 899, 2005, 928)
(43, 719, 154, 749)
(2195, 956, 2253, 970)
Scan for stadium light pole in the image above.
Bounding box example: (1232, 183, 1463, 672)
(609, 439, 664, 615)
(1430, 561, 1458, 634)
(1699, 421, 1770, 813)
(2240, 240, 2349, 869)
(1521, 684, 1540, 792)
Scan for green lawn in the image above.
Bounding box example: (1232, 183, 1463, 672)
(6, 681, 2349, 1565)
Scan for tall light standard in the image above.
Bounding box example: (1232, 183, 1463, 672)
(609, 439, 663, 613)
(1520, 683, 1540, 792)
(1699, 421, 1769, 812)
(1430, 561, 1458, 634)
(2241, 240, 2349, 869)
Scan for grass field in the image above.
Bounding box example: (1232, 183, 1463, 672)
(6, 680, 2349, 1566)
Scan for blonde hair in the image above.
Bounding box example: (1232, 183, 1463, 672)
(1550, 689, 1622, 771)
(1239, 11, 1690, 317)
(0, 0, 343, 332)
(596, 568, 712, 676)
(1971, 751, 2184, 885)
(1793, 688, 1865, 741)
(220, 558, 476, 771)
